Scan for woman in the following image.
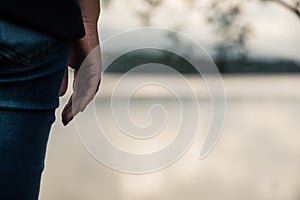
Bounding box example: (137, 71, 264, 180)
(0, 0, 102, 199)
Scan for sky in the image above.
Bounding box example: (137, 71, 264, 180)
(98, 0, 300, 62)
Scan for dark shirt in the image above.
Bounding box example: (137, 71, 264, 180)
(0, 0, 85, 41)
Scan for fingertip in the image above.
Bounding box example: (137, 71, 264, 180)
(62, 119, 69, 126)
(61, 103, 73, 126)
(62, 109, 74, 126)
(59, 90, 67, 97)
(62, 117, 73, 126)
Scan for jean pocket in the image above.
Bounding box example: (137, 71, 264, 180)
(0, 20, 64, 66)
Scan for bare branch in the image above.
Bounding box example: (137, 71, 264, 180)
(262, 0, 300, 18)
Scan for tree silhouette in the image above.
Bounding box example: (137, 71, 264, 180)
(262, 0, 300, 18)
(101, 0, 299, 63)
(206, 0, 252, 62)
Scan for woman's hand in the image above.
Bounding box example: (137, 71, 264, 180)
(59, 0, 101, 126)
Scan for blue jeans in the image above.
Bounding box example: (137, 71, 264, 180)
(0, 20, 70, 199)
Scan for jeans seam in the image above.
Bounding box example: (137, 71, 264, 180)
(0, 40, 65, 66)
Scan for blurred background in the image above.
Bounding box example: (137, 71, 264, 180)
(40, 0, 300, 199)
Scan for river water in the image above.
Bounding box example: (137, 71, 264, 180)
(40, 74, 300, 200)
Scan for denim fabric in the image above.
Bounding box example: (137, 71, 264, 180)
(0, 109, 56, 200)
(0, 20, 70, 110)
(0, 20, 70, 199)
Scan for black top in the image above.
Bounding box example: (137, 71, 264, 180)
(0, 0, 85, 41)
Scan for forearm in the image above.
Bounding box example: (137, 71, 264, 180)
(78, 0, 100, 26)
(74, 0, 100, 57)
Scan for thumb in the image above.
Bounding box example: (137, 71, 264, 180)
(60, 69, 69, 97)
